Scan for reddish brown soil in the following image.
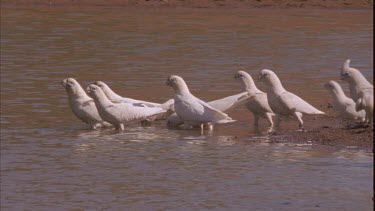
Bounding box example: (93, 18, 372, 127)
(1, 0, 373, 9)
(267, 115, 373, 151)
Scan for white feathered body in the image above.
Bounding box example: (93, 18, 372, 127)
(97, 102, 166, 125)
(63, 79, 111, 129)
(348, 82, 373, 102)
(356, 88, 374, 123)
(245, 92, 274, 118)
(267, 90, 324, 117)
(69, 95, 103, 125)
(326, 81, 366, 121)
(174, 94, 234, 126)
(97, 81, 167, 108)
(111, 95, 161, 107)
(208, 92, 249, 112)
(90, 88, 166, 127)
(341, 60, 373, 102)
(168, 92, 249, 127)
(332, 93, 366, 121)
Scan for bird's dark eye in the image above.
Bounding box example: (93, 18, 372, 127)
(98, 84, 102, 87)
(265, 73, 269, 77)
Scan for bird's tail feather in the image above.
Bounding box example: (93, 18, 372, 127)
(216, 118, 236, 124)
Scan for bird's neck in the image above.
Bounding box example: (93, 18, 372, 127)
(331, 87, 346, 102)
(174, 83, 191, 96)
(68, 88, 90, 102)
(93, 90, 113, 108)
(351, 71, 373, 89)
(242, 76, 261, 94)
(103, 86, 123, 101)
(268, 78, 286, 95)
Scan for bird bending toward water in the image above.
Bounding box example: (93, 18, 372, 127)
(165, 75, 235, 130)
(324, 80, 366, 123)
(167, 91, 250, 127)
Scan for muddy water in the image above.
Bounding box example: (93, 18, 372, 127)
(1, 7, 373, 210)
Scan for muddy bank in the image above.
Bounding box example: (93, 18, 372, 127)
(266, 115, 373, 151)
(1, 0, 373, 9)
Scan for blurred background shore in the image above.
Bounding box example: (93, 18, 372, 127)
(2, 0, 373, 9)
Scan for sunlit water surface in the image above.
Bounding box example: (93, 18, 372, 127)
(1, 7, 373, 210)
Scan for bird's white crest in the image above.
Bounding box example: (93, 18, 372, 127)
(340, 59, 373, 102)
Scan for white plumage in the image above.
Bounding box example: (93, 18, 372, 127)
(341, 59, 373, 124)
(86, 84, 166, 130)
(341, 59, 373, 102)
(235, 70, 274, 128)
(167, 92, 250, 127)
(324, 80, 366, 122)
(166, 75, 235, 130)
(356, 89, 373, 124)
(94, 81, 174, 111)
(61, 78, 112, 129)
(259, 69, 325, 130)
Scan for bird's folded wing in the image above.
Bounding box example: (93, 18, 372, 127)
(120, 97, 161, 107)
(279, 92, 323, 114)
(195, 97, 231, 120)
(209, 92, 250, 112)
(111, 104, 165, 122)
(80, 100, 102, 123)
(253, 92, 274, 113)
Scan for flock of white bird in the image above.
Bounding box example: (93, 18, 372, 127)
(62, 59, 373, 132)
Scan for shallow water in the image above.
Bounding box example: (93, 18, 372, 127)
(1, 6, 373, 210)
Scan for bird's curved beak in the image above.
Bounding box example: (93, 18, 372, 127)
(258, 74, 265, 81)
(165, 77, 173, 87)
(86, 86, 92, 93)
(61, 79, 68, 88)
(340, 74, 347, 80)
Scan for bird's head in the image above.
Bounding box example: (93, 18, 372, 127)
(340, 59, 354, 81)
(166, 75, 183, 88)
(324, 80, 338, 91)
(61, 78, 84, 95)
(86, 84, 101, 98)
(258, 69, 276, 84)
(234, 70, 248, 80)
(94, 81, 106, 89)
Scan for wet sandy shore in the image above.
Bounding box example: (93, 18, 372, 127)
(1, 0, 373, 9)
(259, 103, 373, 151)
(267, 117, 373, 151)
